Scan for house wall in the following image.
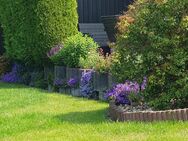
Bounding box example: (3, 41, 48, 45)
(78, 0, 132, 23)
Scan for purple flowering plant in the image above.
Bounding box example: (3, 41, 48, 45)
(80, 70, 94, 97)
(47, 44, 63, 58)
(1, 64, 22, 83)
(106, 77, 147, 106)
(67, 78, 78, 88)
(47, 44, 65, 66)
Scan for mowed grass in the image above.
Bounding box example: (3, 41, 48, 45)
(0, 82, 188, 141)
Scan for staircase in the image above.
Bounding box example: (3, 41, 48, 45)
(79, 23, 109, 46)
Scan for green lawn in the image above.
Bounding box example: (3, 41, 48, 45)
(0, 82, 188, 141)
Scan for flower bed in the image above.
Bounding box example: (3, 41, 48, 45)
(52, 66, 114, 100)
(109, 102, 188, 122)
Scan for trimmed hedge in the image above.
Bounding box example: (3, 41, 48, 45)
(0, 0, 78, 66)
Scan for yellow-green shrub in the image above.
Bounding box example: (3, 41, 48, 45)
(50, 33, 99, 68)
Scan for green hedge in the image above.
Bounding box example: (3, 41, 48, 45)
(0, 0, 78, 66)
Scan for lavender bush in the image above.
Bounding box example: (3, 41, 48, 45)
(106, 77, 147, 105)
(80, 70, 94, 97)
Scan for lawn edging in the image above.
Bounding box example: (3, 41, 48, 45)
(109, 101, 188, 122)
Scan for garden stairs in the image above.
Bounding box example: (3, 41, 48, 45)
(79, 23, 109, 46)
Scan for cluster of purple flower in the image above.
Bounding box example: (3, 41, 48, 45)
(47, 44, 63, 58)
(106, 77, 147, 105)
(1, 64, 22, 83)
(67, 78, 78, 87)
(80, 70, 94, 97)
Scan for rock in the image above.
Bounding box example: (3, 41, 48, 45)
(118, 104, 153, 113)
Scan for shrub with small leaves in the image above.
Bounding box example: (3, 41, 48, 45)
(112, 0, 188, 110)
(29, 71, 47, 89)
(50, 33, 99, 67)
(79, 48, 112, 73)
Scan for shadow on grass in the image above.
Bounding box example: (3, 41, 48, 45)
(55, 108, 109, 124)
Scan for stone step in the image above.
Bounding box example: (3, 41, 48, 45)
(79, 23, 109, 46)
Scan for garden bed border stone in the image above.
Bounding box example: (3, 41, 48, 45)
(109, 101, 188, 122)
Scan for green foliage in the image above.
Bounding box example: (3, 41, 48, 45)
(0, 55, 10, 76)
(80, 48, 112, 73)
(0, 0, 78, 66)
(51, 33, 99, 68)
(112, 0, 188, 110)
(30, 71, 47, 89)
(0, 26, 4, 55)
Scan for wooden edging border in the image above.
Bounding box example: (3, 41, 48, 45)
(109, 102, 188, 122)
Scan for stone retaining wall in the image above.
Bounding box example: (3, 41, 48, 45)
(109, 102, 188, 122)
(53, 66, 116, 100)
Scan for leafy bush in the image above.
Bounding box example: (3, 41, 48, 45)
(29, 71, 47, 89)
(112, 0, 188, 109)
(21, 71, 31, 85)
(0, 0, 78, 66)
(79, 48, 112, 73)
(50, 33, 99, 68)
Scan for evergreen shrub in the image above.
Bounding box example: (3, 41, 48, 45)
(0, 0, 78, 66)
